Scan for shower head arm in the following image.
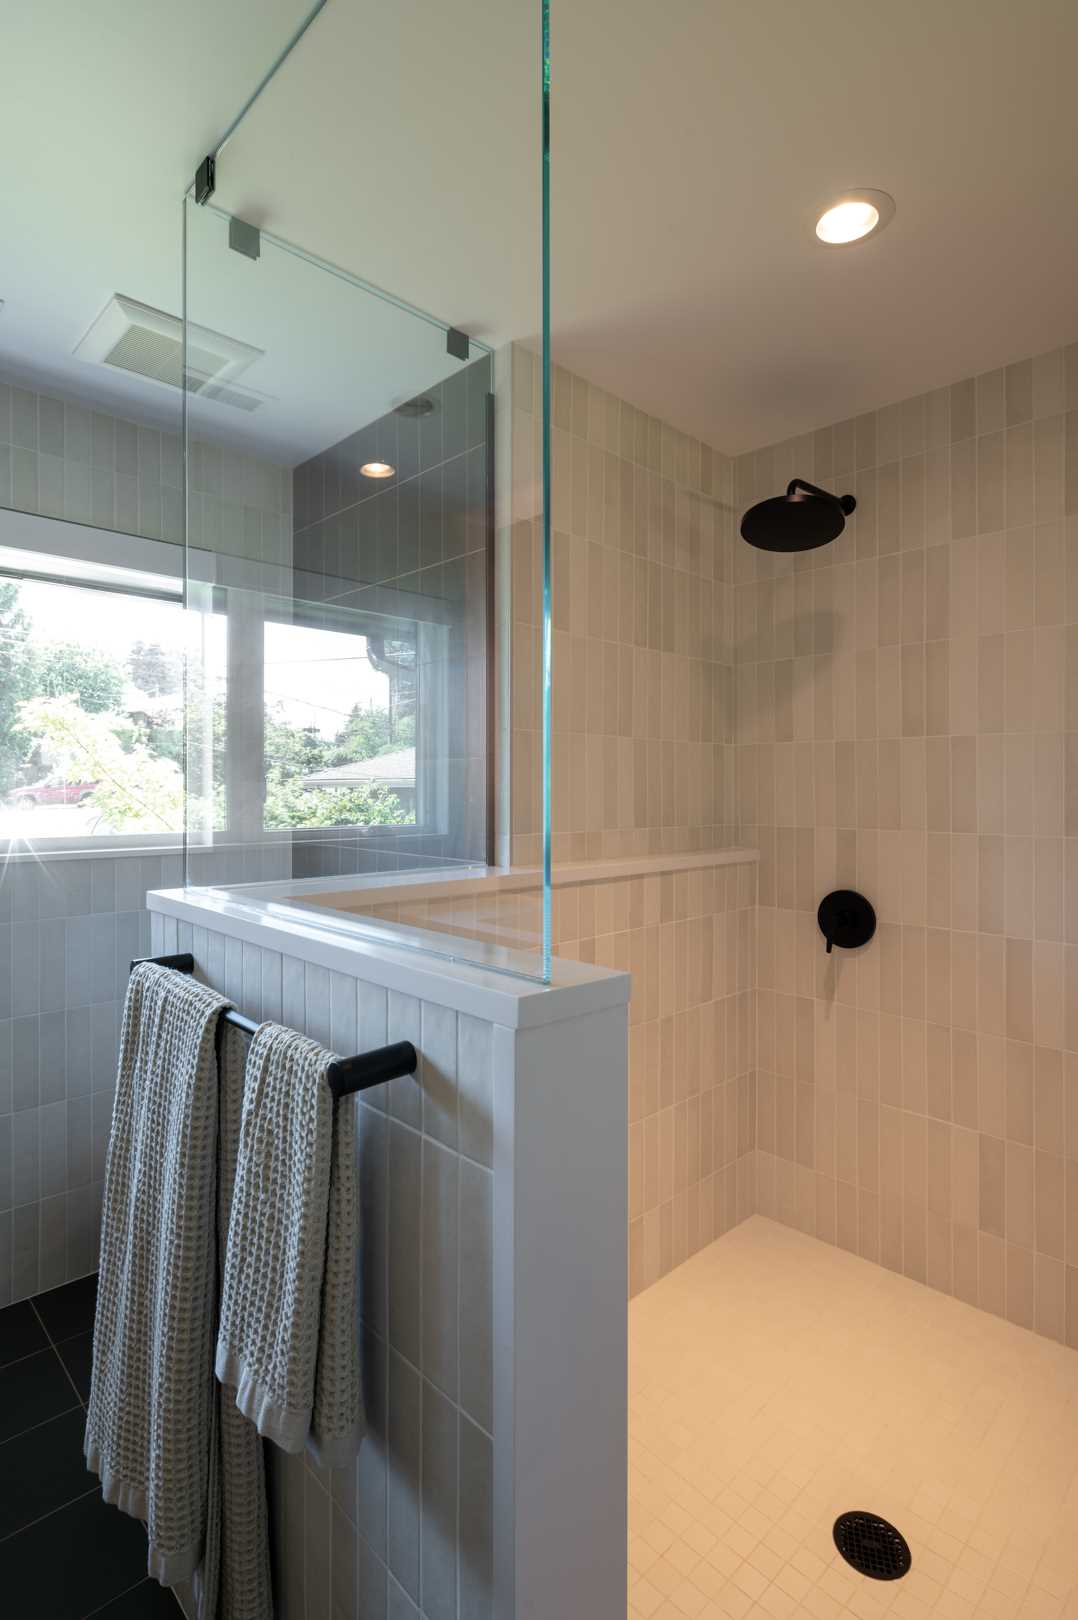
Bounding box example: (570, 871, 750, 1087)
(786, 478, 856, 516)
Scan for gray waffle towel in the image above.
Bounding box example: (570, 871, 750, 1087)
(86, 966, 274, 1616)
(189, 1024, 273, 1620)
(215, 1021, 362, 1467)
(85, 961, 229, 1584)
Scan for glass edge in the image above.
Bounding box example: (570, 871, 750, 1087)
(540, 0, 552, 982)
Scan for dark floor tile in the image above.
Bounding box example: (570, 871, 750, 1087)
(0, 1299, 49, 1368)
(0, 1407, 94, 1541)
(33, 1273, 98, 1343)
(0, 1347, 80, 1442)
(0, 1489, 149, 1620)
(57, 1329, 94, 1403)
(88, 1577, 184, 1616)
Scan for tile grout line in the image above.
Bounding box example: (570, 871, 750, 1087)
(0, 1387, 83, 1448)
(0, 1481, 101, 1546)
(28, 1296, 56, 1344)
(80, 1575, 159, 1620)
(0, 1338, 56, 1376)
(30, 1295, 90, 1408)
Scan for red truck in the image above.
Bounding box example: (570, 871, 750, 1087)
(8, 779, 99, 807)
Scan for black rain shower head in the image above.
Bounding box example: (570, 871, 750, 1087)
(740, 478, 856, 553)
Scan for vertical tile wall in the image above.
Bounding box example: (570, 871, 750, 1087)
(502, 348, 758, 1292)
(151, 911, 495, 1620)
(281, 851, 760, 1300)
(0, 373, 291, 564)
(0, 852, 181, 1304)
(551, 862, 756, 1296)
(507, 346, 738, 867)
(736, 341, 1078, 1347)
(0, 369, 291, 1301)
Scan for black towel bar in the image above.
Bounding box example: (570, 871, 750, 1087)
(130, 953, 417, 1100)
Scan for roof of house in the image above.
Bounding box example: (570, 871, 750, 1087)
(301, 746, 415, 791)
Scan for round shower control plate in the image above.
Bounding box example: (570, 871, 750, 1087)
(817, 889, 876, 952)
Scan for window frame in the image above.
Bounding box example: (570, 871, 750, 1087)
(0, 509, 186, 856)
(0, 508, 457, 861)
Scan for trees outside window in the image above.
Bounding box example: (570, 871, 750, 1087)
(1, 575, 417, 841)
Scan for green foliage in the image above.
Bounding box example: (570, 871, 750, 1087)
(126, 641, 181, 698)
(3, 572, 414, 836)
(0, 583, 35, 792)
(15, 696, 183, 833)
(133, 720, 184, 771)
(0, 585, 126, 792)
(33, 642, 124, 713)
(329, 704, 414, 766)
(263, 772, 411, 829)
(260, 700, 414, 827)
(264, 708, 333, 775)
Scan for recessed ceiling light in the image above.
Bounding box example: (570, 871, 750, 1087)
(360, 461, 395, 479)
(815, 189, 895, 246)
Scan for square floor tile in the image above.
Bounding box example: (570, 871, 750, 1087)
(32, 1273, 98, 1343)
(0, 1347, 80, 1443)
(0, 1300, 49, 1369)
(628, 1218, 1078, 1620)
(90, 1577, 184, 1616)
(0, 1407, 95, 1540)
(0, 1489, 150, 1620)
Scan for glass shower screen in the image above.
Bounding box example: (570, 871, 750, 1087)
(181, 1, 551, 981)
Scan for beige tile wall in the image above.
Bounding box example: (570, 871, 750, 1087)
(550, 863, 757, 1296)
(734, 341, 1078, 1347)
(502, 346, 759, 1293)
(355, 856, 758, 1298)
(506, 346, 738, 868)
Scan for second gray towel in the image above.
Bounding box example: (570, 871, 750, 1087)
(85, 961, 228, 1584)
(215, 1022, 362, 1467)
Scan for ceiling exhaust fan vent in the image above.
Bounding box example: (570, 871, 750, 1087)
(197, 382, 263, 412)
(73, 293, 270, 411)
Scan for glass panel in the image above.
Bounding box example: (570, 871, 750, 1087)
(0, 158, 186, 859)
(260, 614, 419, 833)
(183, 57, 550, 980)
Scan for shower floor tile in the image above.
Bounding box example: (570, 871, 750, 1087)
(628, 1216, 1078, 1620)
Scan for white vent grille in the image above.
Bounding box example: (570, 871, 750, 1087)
(102, 324, 185, 387)
(198, 382, 263, 412)
(74, 294, 271, 412)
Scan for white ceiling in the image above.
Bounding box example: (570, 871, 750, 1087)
(0, 0, 317, 451)
(553, 0, 1078, 452)
(4, 0, 1078, 460)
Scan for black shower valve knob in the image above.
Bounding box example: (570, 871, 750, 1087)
(817, 889, 876, 953)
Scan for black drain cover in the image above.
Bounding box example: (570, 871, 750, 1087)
(833, 1512, 911, 1581)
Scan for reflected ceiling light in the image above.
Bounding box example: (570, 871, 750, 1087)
(815, 189, 895, 245)
(360, 461, 395, 478)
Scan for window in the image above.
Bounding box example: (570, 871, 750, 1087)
(0, 554, 186, 845)
(261, 617, 419, 832)
(1, 520, 457, 857)
(182, 585, 442, 854)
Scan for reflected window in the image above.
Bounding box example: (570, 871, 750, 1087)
(261, 617, 419, 831)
